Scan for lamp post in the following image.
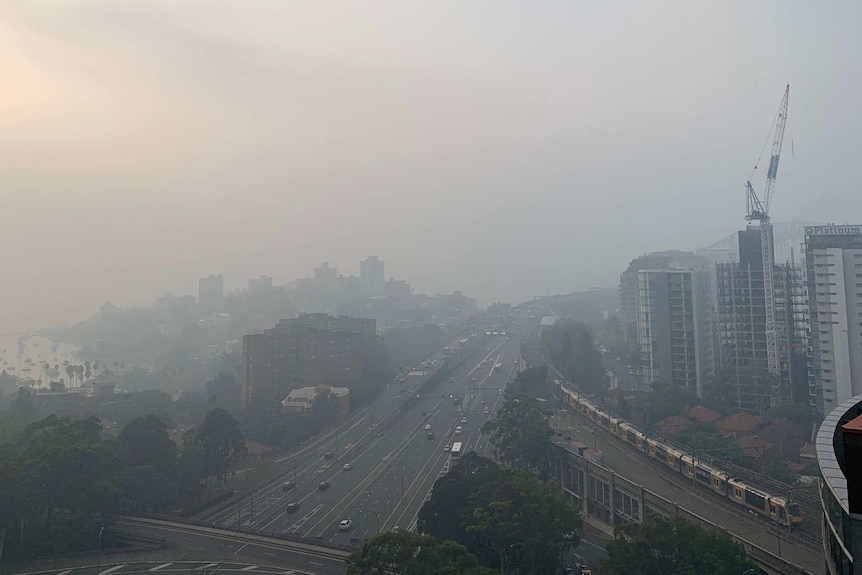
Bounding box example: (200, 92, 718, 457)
(97, 526, 105, 573)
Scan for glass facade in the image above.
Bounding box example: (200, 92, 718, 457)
(817, 394, 862, 575)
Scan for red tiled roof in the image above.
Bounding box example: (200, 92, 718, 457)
(684, 405, 722, 424)
(716, 412, 764, 434)
(655, 415, 694, 436)
(843, 414, 862, 435)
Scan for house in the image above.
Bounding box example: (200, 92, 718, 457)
(758, 419, 808, 460)
(684, 405, 722, 425)
(282, 384, 350, 418)
(654, 415, 694, 437)
(734, 434, 774, 460)
(715, 412, 765, 438)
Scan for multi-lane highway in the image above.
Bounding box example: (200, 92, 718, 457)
(208, 336, 522, 548)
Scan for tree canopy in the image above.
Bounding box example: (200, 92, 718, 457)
(347, 531, 497, 575)
(601, 516, 756, 575)
(482, 395, 553, 477)
(541, 321, 606, 396)
(418, 453, 581, 574)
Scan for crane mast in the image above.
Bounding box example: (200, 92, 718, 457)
(745, 84, 790, 380)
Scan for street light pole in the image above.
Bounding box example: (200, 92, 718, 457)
(97, 526, 105, 573)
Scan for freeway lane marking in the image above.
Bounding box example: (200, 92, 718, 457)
(149, 563, 173, 571)
(203, 564, 219, 568)
(57, 570, 73, 575)
(285, 504, 324, 534)
(234, 542, 249, 555)
(99, 566, 126, 575)
(241, 566, 259, 571)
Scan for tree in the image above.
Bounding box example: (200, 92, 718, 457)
(418, 454, 581, 574)
(205, 371, 242, 415)
(312, 390, 340, 426)
(504, 366, 549, 399)
(347, 531, 496, 575)
(117, 415, 178, 511)
(601, 516, 756, 575)
(0, 415, 122, 561)
(195, 408, 247, 482)
(482, 396, 553, 477)
(541, 321, 605, 396)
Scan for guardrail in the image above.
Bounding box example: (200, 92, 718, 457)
(117, 515, 352, 559)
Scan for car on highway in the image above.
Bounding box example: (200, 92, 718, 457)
(471, 377, 477, 382)
(319, 481, 330, 490)
(427, 431, 435, 439)
(424, 423, 432, 430)
(324, 451, 333, 460)
(281, 480, 295, 491)
(460, 417, 467, 424)
(483, 407, 490, 414)
(443, 444, 450, 452)
(454, 426, 462, 435)
(286, 502, 300, 513)
(339, 519, 352, 531)
(343, 463, 352, 471)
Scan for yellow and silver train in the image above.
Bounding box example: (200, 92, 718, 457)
(556, 380, 803, 528)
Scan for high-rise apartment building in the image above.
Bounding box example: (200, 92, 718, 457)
(804, 225, 862, 416)
(360, 256, 385, 298)
(636, 268, 715, 396)
(620, 251, 707, 342)
(199, 274, 224, 310)
(242, 313, 376, 404)
(716, 228, 804, 412)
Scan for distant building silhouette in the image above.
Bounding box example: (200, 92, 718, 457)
(360, 256, 385, 298)
(248, 275, 273, 294)
(199, 274, 224, 311)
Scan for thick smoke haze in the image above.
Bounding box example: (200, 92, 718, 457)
(2, 1, 860, 332)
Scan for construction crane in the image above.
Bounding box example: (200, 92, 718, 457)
(745, 83, 790, 378)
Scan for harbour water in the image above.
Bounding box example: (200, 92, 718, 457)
(0, 332, 82, 388)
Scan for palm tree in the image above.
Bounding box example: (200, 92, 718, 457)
(65, 364, 74, 386)
(84, 361, 92, 382)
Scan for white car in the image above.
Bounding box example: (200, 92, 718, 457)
(424, 423, 432, 431)
(484, 408, 490, 414)
(343, 463, 352, 471)
(443, 444, 450, 452)
(461, 417, 467, 424)
(339, 519, 352, 531)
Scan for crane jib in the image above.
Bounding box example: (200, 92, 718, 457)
(768, 154, 780, 181)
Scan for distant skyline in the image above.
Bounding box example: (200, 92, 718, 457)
(3, 1, 861, 333)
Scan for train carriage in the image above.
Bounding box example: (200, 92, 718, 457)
(665, 447, 684, 472)
(596, 411, 611, 430)
(554, 378, 803, 528)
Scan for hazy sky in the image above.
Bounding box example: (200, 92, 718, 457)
(2, 1, 861, 332)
